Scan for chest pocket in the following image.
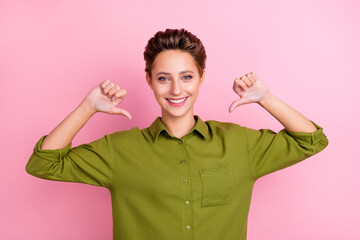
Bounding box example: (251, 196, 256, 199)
(199, 167, 233, 207)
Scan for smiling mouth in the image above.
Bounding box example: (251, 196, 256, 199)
(166, 97, 188, 104)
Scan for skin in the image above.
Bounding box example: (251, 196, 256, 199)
(229, 72, 317, 133)
(145, 50, 205, 138)
(40, 49, 316, 150)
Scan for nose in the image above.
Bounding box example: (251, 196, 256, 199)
(170, 79, 182, 96)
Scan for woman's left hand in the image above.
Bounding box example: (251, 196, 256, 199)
(229, 72, 270, 113)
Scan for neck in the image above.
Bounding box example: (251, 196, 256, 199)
(160, 111, 196, 139)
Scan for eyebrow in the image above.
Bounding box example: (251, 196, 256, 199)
(156, 70, 194, 76)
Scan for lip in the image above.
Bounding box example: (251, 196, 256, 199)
(167, 97, 188, 100)
(166, 96, 188, 107)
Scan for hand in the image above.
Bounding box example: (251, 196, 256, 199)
(81, 80, 132, 119)
(229, 72, 270, 113)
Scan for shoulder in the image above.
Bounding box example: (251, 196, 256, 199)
(107, 127, 142, 143)
(205, 119, 242, 128)
(204, 119, 246, 135)
(204, 119, 275, 139)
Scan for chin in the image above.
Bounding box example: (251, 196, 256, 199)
(162, 105, 193, 118)
(163, 109, 189, 118)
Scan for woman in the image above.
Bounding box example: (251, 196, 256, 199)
(26, 28, 328, 240)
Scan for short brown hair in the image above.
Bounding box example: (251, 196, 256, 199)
(143, 28, 207, 78)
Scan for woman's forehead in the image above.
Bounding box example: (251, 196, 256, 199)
(152, 50, 198, 73)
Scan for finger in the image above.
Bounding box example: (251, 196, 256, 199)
(229, 97, 250, 113)
(234, 78, 248, 94)
(241, 76, 253, 87)
(101, 79, 110, 88)
(253, 73, 258, 81)
(103, 81, 115, 94)
(112, 107, 132, 120)
(108, 85, 120, 97)
(113, 89, 127, 101)
(246, 73, 256, 84)
(229, 100, 238, 113)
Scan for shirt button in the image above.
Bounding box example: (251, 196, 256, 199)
(183, 178, 188, 183)
(185, 225, 191, 230)
(180, 160, 185, 164)
(185, 200, 190, 205)
(178, 140, 183, 145)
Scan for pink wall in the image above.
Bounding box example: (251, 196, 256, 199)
(1, 0, 359, 239)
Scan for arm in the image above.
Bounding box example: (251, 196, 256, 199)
(26, 79, 132, 187)
(228, 72, 328, 179)
(40, 101, 95, 150)
(229, 72, 316, 133)
(258, 93, 317, 133)
(41, 79, 132, 150)
(243, 122, 328, 179)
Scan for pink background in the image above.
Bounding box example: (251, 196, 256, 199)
(1, 0, 359, 239)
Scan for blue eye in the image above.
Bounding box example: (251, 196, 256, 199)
(158, 76, 168, 81)
(158, 75, 192, 81)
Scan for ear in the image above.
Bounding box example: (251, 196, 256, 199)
(146, 72, 153, 90)
(200, 69, 205, 86)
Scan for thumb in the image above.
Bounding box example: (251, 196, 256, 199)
(229, 98, 248, 113)
(112, 107, 132, 120)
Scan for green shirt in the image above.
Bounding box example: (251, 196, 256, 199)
(26, 115, 328, 240)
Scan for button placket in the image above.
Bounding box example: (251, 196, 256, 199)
(177, 139, 193, 239)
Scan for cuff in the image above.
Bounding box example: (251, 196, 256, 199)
(285, 121, 325, 146)
(34, 135, 72, 160)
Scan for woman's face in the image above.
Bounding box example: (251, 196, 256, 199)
(146, 50, 205, 119)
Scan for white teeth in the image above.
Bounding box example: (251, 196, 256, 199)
(167, 97, 187, 104)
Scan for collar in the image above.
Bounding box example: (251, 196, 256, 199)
(149, 115, 210, 142)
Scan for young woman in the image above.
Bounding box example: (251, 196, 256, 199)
(26, 28, 328, 240)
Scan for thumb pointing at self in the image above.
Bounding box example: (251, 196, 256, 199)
(229, 97, 250, 113)
(228, 72, 267, 113)
(111, 106, 132, 120)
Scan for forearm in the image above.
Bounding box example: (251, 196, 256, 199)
(258, 93, 317, 133)
(40, 100, 96, 150)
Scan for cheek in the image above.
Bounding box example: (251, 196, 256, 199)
(153, 86, 167, 97)
(188, 83, 200, 94)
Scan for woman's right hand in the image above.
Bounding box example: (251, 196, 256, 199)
(81, 80, 132, 120)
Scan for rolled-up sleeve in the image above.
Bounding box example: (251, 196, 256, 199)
(26, 134, 113, 189)
(245, 121, 329, 180)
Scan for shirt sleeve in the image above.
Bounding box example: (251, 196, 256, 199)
(25, 134, 113, 189)
(244, 121, 329, 180)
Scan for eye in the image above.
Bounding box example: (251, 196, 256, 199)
(158, 76, 169, 81)
(183, 75, 193, 80)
